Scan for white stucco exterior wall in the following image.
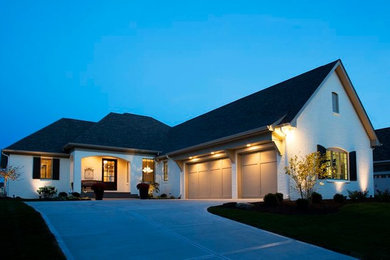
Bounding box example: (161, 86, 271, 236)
(155, 159, 181, 198)
(278, 71, 374, 199)
(7, 154, 71, 198)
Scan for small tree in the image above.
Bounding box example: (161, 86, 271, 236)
(285, 152, 328, 199)
(0, 166, 22, 197)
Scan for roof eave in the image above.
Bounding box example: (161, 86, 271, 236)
(2, 149, 70, 158)
(166, 125, 271, 157)
(64, 143, 161, 155)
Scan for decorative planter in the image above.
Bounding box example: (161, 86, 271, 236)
(91, 182, 105, 200)
(137, 183, 150, 199)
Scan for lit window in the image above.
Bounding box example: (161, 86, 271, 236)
(142, 159, 155, 183)
(40, 158, 52, 179)
(332, 92, 339, 113)
(326, 149, 348, 180)
(163, 161, 168, 182)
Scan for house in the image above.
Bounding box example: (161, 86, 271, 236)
(373, 127, 390, 192)
(1, 60, 380, 199)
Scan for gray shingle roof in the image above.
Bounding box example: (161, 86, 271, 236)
(166, 60, 338, 152)
(5, 118, 95, 153)
(374, 127, 390, 161)
(71, 113, 170, 152)
(4, 60, 339, 155)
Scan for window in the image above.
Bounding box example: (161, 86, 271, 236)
(326, 149, 348, 180)
(40, 158, 52, 179)
(332, 92, 339, 113)
(163, 161, 168, 181)
(142, 159, 155, 183)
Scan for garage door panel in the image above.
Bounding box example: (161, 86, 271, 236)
(241, 152, 259, 165)
(222, 168, 232, 198)
(241, 164, 260, 198)
(187, 158, 232, 199)
(261, 150, 276, 163)
(188, 172, 198, 198)
(260, 162, 277, 196)
(209, 169, 222, 198)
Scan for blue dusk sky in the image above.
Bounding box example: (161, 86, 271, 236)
(0, 0, 389, 149)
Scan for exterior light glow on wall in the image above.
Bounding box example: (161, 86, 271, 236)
(246, 144, 251, 147)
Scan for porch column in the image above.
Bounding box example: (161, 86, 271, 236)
(73, 152, 82, 193)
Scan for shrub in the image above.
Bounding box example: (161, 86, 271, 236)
(159, 193, 167, 199)
(375, 190, 390, 202)
(222, 202, 237, 208)
(348, 190, 368, 201)
(71, 192, 81, 198)
(275, 193, 283, 203)
(264, 193, 279, 207)
(333, 193, 346, 203)
(296, 198, 309, 210)
(91, 183, 105, 200)
(58, 192, 68, 198)
(310, 192, 322, 203)
(169, 195, 176, 199)
(37, 186, 57, 199)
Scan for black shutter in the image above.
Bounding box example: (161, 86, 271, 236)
(349, 151, 357, 181)
(53, 159, 60, 180)
(0, 153, 8, 168)
(317, 145, 327, 179)
(33, 157, 41, 179)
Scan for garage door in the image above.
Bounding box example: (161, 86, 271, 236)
(241, 150, 277, 198)
(187, 158, 232, 199)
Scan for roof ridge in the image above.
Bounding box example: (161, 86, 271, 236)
(172, 60, 339, 129)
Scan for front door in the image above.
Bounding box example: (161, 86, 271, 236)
(102, 159, 117, 190)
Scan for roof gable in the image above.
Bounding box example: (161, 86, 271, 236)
(71, 112, 171, 152)
(166, 60, 339, 152)
(374, 127, 390, 161)
(5, 118, 95, 154)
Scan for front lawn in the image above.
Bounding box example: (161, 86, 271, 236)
(208, 202, 390, 259)
(0, 199, 65, 259)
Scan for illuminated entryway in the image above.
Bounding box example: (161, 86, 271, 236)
(81, 156, 130, 192)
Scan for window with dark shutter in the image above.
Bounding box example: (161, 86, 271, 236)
(53, 159, 60, 180)
(349, 151, 357, 181)
(317, 145, 327, 179)
(0, 154, 8, 169)
(33, 157, 41, 179)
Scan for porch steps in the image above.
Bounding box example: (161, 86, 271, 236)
(85, 192, 139, 199)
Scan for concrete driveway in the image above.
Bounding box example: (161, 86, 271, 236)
(28, 200, 352, 260)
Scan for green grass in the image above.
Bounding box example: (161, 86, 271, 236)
(208, 203, 390, 259)
(0, 199, 65, 259)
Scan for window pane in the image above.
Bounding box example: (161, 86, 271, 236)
(103, 160, 116, 183)
(41, 158, 52, 179)
(326, 149, 348, 180)
(332, 92, 339, 113)
(142, 159, 154, 183)
(163, 161, 168, 181)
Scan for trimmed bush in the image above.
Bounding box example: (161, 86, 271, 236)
(159, 193, 167, 198)
(311, 192, 322, 203)
(58, 192, 68, 199)
(222, 202, 237, 208)
(264, 193, 279, 207)
(37, 186, 57, 199)
(71, 192, 80, 198)
(296, 198, 309, 210)
(333, 193, 346, 203)
(275, 193, 283, 203)
(375, 190, 390, 202)
(348, 190, 368, 201)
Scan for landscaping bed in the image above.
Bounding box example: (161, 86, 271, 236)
(208, 200, 390, 259)
(0, 198, 65, 259)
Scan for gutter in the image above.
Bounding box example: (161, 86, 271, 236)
(166, 125, 271, 157)
(2, 149, 70, 158)
(64, 143, 161, 155)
